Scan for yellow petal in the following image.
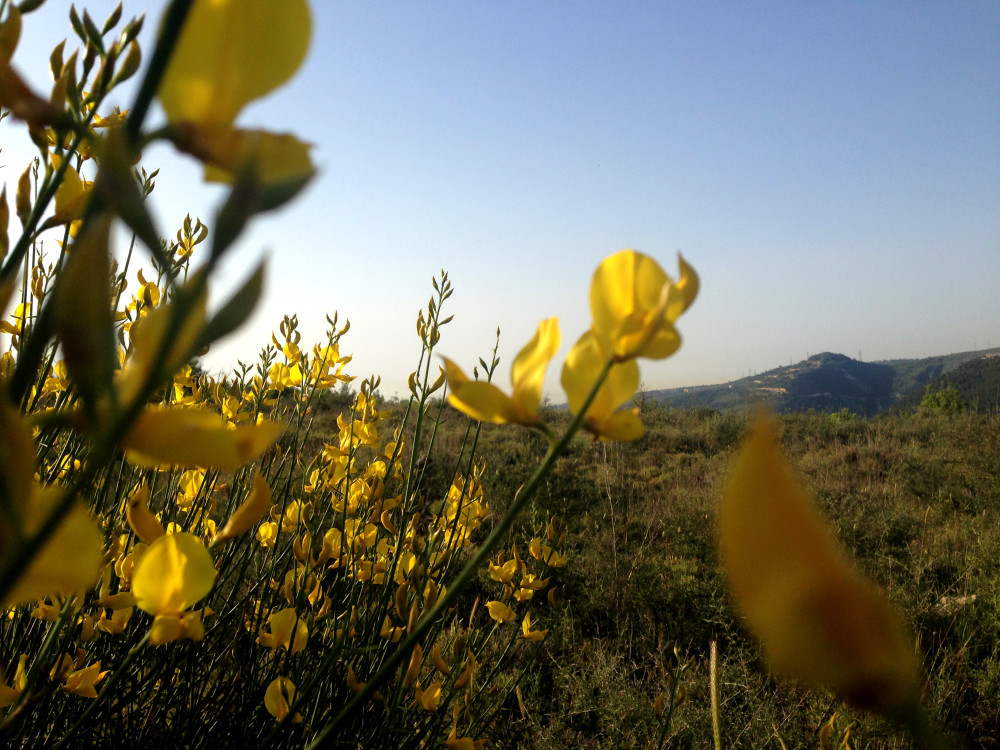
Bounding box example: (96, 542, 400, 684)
(509, 317, 560, 418)
(665, 253, 699, 322)
(259, 608, 308, 654)
(195, 128, 315, 185)
(431, 643, 451, 676)
(149, 613, 183, 645)
(123, 407, 284, 470)
(158, 0, 311, 126)
(4, 488, 102, 608)
(442, 358, 519, 424)
(264, 676, 301, 722)
(403, 644, 423, 688)
(213, 472, 272, 544)
(126, 483, 166, 544)
(560, 330, 641, 440)
(719, 414, 920, 712)
(132, 532, 217, 616)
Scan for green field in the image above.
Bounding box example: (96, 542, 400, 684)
(402, 402, 1000, 748)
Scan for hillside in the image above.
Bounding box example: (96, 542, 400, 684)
(892, 352, 1000, 413)
(649, 347, 1000, 415)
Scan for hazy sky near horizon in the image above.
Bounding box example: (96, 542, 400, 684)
(4, 1, 999, 398)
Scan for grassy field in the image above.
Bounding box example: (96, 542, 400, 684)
(389, 401, 1000, 749)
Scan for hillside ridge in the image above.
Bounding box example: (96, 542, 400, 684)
(648, 347, 1000, 415)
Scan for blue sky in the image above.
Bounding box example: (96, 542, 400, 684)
(5, 1, 999, 398)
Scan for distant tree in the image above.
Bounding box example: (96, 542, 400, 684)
(918, 383, 967, 416)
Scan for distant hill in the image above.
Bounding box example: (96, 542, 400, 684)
(648, 348, 1000, 416)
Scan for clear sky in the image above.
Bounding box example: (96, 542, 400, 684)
(5, 1, 999, 398)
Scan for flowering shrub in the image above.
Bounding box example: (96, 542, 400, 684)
(0, 1, 698, 746)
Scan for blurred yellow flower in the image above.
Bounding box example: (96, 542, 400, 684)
(443, 317, 559, 427)
(158, 0, 311, 128)
(560, 330, 642, 441)
(0, 401, 102, 608)
(719, 413, 920, 713)
(0, 654, 27, 708)
(5, 490, 102, 609)
(157, 0, 314, 185)
(122, 407, 285, 471)
(590, 249, 698, 362)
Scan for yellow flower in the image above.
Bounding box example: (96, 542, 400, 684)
(486, 600, 516, 624)
(157, 0, 314, 185)
(414, 681, 443, 712)
(264, 677, 302, 723)
(125, 483, 165, 544)
(61, 662, 109, 698)
(590, 249, 698, 362)
(158, 0, 311, 128)
(213, 472, 272, 545)
(489, 558, 518, 585)
(0, 654, 27, 708)
(256, 521, 279, 548)
(521, 611, 548, 642)
(443, 318, 559, 426)
(719, 414, 920, 713)
(560, 330, 642, 441)
(132, 532, 217, 645)
(257, 608, 308, 654)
